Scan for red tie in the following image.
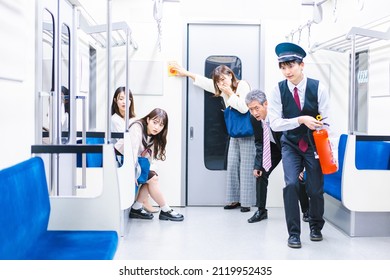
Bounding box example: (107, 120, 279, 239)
(294, 87, 308, 152)
(293, 87, 301, 110)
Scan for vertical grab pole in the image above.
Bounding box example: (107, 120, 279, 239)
(81, 95, 87, 188)
(106, 0, 112, 144)
(74, 95, 87, 191)
(349, 34, 356, 135)
(125, 27, 130, 132)
(52, 0, 62, 196)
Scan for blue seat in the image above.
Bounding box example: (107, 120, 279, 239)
(323, 134, 347, 201)
(324, 134, 390, 201)
(77, 137, 104, 167)
(355, 141, 390, 170)
(0, 157, 118, 260)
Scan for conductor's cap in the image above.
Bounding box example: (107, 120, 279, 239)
(275, 42, 306, 62)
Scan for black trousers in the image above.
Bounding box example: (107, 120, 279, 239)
(281, 135, 325, 237)
(255, 148, 281, 209)
(255, 150, 309, 213)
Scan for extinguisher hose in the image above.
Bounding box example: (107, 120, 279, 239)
(307, 129, 319, 159)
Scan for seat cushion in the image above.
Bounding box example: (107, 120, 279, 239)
(24, 230, 118, 260)
(323, 173, 342, 201)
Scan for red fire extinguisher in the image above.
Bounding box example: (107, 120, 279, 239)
(312, 115, 338, 175)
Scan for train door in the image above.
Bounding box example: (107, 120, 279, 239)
(36, 0, 75, 195)
(187, 23, 262, 205)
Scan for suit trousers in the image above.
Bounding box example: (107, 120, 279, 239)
(280, 135, 325, 237)
(256, 145, 281, 209)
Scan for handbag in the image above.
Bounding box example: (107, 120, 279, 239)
(223, 106, 254, 138)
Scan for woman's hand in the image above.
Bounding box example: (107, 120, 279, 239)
(169, 61, 188, 77)
(169, 61, 197, 81)
(218, 83, 234, 97)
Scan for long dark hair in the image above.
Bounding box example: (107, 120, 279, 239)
(138, 108, 168, 161)
(111, 86, 135, 118)
(211, 65, 240, 97)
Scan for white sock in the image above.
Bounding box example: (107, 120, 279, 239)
(161, 205, 179, 215)
(161, 205, 171, 212)
(132, 201, 143, 210)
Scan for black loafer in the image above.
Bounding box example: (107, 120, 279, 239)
(129, 207, 154, 220)
(248, 209, 268, 223)
(302, 210, 309, 222)
(288, 235, 302, 248)
(224, 202, 241, 209)
(159, 210, 184, 221)
(310, 229, 323, 241)
(240, 206, 250, 212)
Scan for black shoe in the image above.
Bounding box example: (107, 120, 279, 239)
(240, 206, 250, 213)
(310, 229, 323, 241)
(129, 207, 154, 220)
(248, 209, 268, 223)
(224, 202, 241, 209)
(288, 235, 302, 248)
(302, 210, 309, 222)
(159, 210, 184, 221)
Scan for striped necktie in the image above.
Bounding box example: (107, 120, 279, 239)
(294, 87, 308, 152)
(262, 120, 272, 172)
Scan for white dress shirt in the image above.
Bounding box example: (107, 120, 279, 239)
(268, 75, 331, 133)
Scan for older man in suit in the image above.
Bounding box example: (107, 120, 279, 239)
(245, 89, 309, 224)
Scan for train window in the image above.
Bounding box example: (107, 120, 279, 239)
(353, 50, 368, 134)
(203, 56, 242, 170)
(41, 9, 54, 143)
(61, 23, 70, 143)
(88, 46, 97, 130)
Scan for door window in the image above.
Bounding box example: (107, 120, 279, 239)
(204, 55, 242, 170)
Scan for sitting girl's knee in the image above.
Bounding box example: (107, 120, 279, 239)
(148, 175, 159, 184)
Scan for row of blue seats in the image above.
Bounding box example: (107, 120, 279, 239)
(0, 157, 118, 260)
(324, 134, 390, 201)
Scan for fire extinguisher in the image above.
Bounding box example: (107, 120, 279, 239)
(312, 115, 338, 175)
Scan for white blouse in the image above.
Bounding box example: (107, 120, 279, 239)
(111, 113, 135, 155)
(129, 121, 158, 172)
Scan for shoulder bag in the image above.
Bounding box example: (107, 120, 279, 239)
(224, 106, 254, 138)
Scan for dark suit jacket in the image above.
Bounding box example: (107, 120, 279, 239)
(250, 115, 282, 174)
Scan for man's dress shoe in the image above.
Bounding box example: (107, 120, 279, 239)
(248, 209, 268, 223)
(288, 235, 302, 248)
(240, 207, 250, 212)
(310, 229, 323, 241)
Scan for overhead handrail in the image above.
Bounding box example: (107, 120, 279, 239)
(78, 9, 137, 49)
(310, 24, 390, 53)
(308, 22, 390, 134)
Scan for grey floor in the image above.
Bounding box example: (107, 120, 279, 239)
(114, 207, 390, 260)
